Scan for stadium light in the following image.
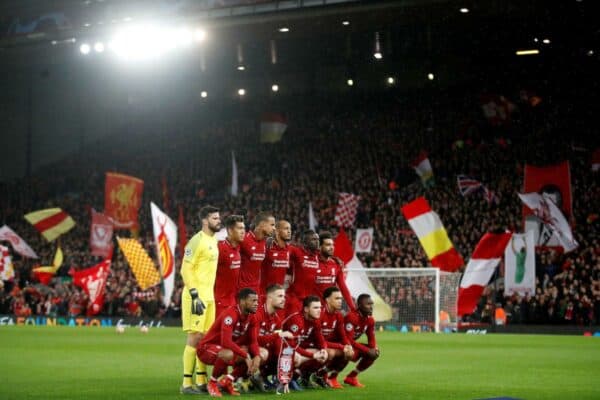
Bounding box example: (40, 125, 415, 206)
(194, 29, 206, 42)
(428, 73, 435, 80)
(374, 52, 383, 59)
(516, 49, 540, 55)
(587, 50, 595, 56)
(387, 76, 395, 85)
(279, 27, 290, 33)
(271, 84, 279, 92)
(80, 43, 91, 54)
(200, 91, 208, 98)
(237, 65, 245, 71)
(460, 7, 469, 13)
(373, 32, 382, 60)
(342, 21, 350, 26)
(238, 88, 246, 96)
(542, 38, 551, 44)
(347, 79, 354, 86)
(94, 42, 105, 53)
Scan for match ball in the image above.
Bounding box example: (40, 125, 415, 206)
(140, 325, 149, 334)
(116, 325, 125, 334)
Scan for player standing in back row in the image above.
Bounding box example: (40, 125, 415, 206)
(237, 212, 275, 294)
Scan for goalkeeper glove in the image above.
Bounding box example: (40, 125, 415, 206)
(189, 288, 206, 315)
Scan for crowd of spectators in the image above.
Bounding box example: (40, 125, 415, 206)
(0, 86, 598, 326)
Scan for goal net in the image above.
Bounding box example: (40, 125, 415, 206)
(346, 268, 461, 333)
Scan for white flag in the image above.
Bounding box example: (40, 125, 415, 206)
(231, 151, 238, 196)
(504, 231, 535, 296)
(0, 225, 38, 259)
(518, 192, 578, 252)
(308, 202, 318, 231)
(0, 245, 15, 281)
(354, 228, 374, 253)
(150, 202, 177, 308)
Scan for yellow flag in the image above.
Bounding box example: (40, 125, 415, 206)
(117, 237, 160, 290)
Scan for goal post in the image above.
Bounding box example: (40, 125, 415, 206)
(345, 267, 461, 333)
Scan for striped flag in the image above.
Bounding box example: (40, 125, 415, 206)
(260, 113, 287, 143)
(334, 193, 360, 228)
(456, 175, 483, 196)
(0, 225, 38, 259)
(401, 197, 463, 272)
(457, 232, 513, 316)
(32, 247, 63, 285)
(411, 151, 434, 187)
(117, 237, 161, 290)
(24, 208, 75, 242)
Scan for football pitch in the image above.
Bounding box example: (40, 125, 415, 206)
(0, 326, 598, 400)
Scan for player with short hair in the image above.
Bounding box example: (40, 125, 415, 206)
(215, 215, 245, 317)
(237, 212, 276, 294)
(286, 230, 320, 314)
(180, 205, 221, 394)
(333, 293, 380, 388)
(260, 220, 292, 295)
(196, 288, 265, 397)
(315, 232, 356, 311)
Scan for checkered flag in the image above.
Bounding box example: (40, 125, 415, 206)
(117, 237, 161, 290)
(334, 193, 361, 228)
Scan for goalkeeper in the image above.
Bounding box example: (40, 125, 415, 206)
(180, 205, 222, 395)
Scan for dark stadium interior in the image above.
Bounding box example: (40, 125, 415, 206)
(0, 0, 599, 329)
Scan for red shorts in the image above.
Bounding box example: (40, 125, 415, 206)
(351, 345, 369, 362)
(197, 344, 223, 365)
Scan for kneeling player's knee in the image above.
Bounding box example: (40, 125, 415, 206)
(259, 347, 269, 362)
(218, 349, 235, 362)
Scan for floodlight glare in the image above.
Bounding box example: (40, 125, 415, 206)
(94, 42, 105, 53)
(272, 84, 279, 92)
(238, 88, 246, 96)
(80, 43, 91, 54)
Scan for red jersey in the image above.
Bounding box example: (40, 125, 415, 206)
(282, 312, 327, 358)
(254, 303, 283, 344)
(214, 239, 241, 307)
(260, 241, 290, 293)
(315, 257, 356, 311)
(199, 305, 260, 359)
(320, 305, 350, 350)
(238, 231, 266, 292)
(343, 309, 377, 354)
(287, 245, 320, 300)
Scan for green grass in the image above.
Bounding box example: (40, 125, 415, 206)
(0, 326, 599, 399)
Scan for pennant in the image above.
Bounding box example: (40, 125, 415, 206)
(504, 231, 536, 296)
(401, 197, 464, 272)
(354, 228, 374, 253)
(150, 202, 177, 308)
(457, 232, 512, 316)
(105, 172, 144, 229)
(24, 208, 75, 242)
(334, 193, 360, 228)
(117, 237, 161, 290)
(178, 205, 187, 259)
(308, 202, 318, 231)
(334, 228, 392, 321)
(0, 225, 38, 258)
(411, 151, 434, 186)
(231, 151, 238, 196)
(70, 258, 111, 316)
(90, 209, 113, 258)
(0, 245, 15, 281)
(32, 247, 63, 285)
(518, 192, 578, 252)
(260, 113, 287, 143)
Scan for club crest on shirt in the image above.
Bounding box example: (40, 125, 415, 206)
(224, 316, 233, 326)
(290, 324, 299, 333)
(185, 248, 192, 257)
(345, 323, 353, 331)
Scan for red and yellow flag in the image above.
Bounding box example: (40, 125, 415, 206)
(105, 172, 144, 229)
(32, 247, 63, 285)
(117, 237, 160, 290)
(24, 208, 75, 242)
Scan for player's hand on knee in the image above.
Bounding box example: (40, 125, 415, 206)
(250, 355, 261, 374)
(367, 348, 380, 360)
(189, 289, 206, 315)
(343, 345, 354, 359)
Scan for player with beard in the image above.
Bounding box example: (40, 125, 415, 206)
(260, 220, 292, 295)
(196, 288, 265, 397)
(286, 230, 320, 314)
(237, 212, 276, 294)
(180, 206, 222, 394)
(331, 294, 379, 388)
(215, 215, 245, 317)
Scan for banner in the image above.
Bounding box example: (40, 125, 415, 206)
(105, 172, 144, 229)
(523, 161, 572, 218)
(90, 209, 113, 258)
(334, 193, 360, 228)
(117, 237, 161, 290)
(150, 202, 177, 308)
(354, 228, 374, 253)
(70, 258, 111, 316)
(0, 245, 14, 281)
(0, 225, 38, 259)
(24, 208, 75, 242)
(504, 231, 535, 296)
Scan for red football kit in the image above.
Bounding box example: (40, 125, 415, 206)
(238, 231, 266, 293)
(320, 305, 351, 350)
(286, 245, 320, 313)
(282, 312, 327, 358)
(214, 239, 241, 316)
(343, 309, 377, 356)
(315, 256, 356, 311)
(260, 241, 290, 294)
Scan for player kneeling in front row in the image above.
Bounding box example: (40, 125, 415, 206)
(196, 288, 268, 397)
(329, 293, 380, 388)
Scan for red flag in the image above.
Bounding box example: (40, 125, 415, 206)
(178, 205, 187, 259)
(90, 209, 113, 258)
(523, 161, 572, 219)
(333, 227, 354, 265)
(104, 172, 144, 229)
(70, 258, 111, 316)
